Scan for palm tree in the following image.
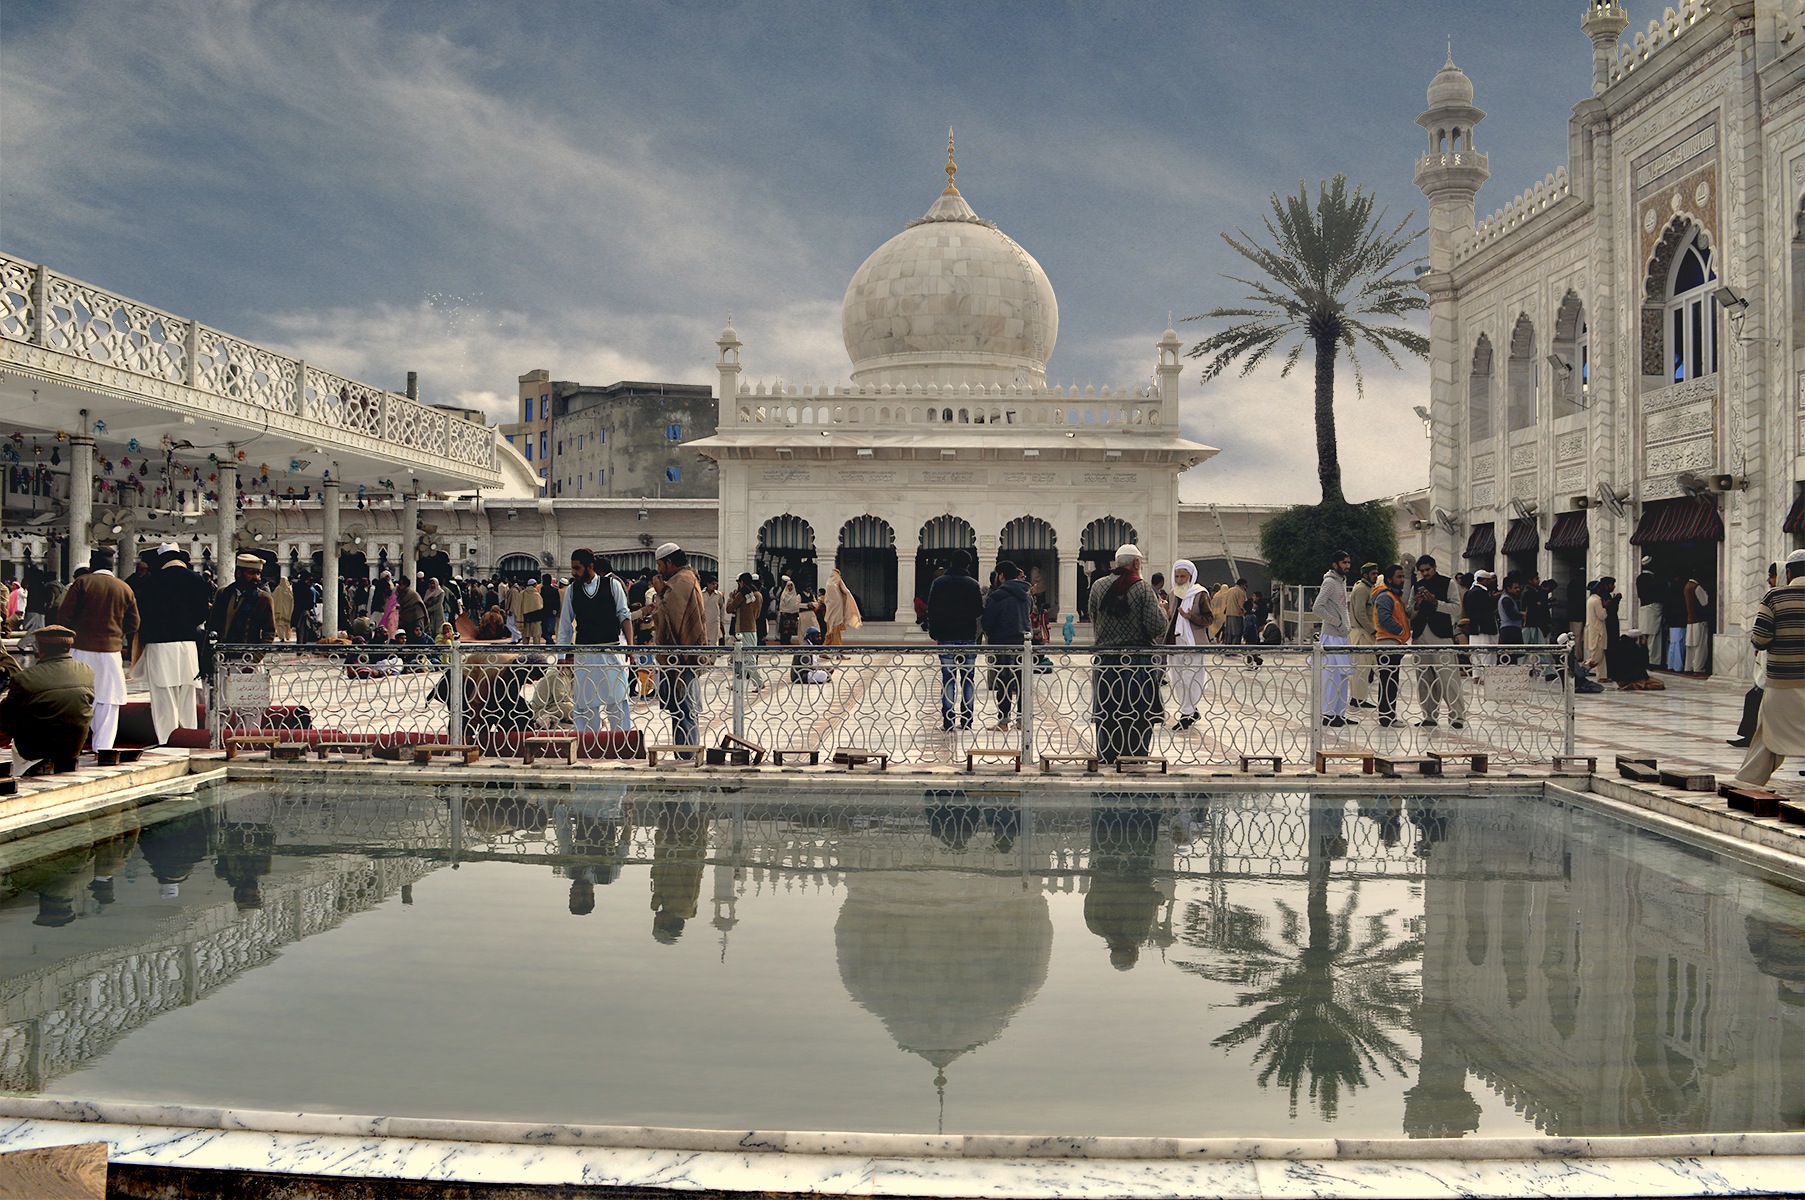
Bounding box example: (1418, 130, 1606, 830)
(1175, 801, 1422, 1121)
(1187, 175, 1428, 506)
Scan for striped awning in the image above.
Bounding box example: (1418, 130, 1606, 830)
(1785, 490, 1805, 535)
(1502, 518, 1540, 556)
(1546, 511, 1589, 551)
(919, 515, 976, 551)
(758, 514, 815, 550)
(1462, 523, 1496, 560)
(839, 515, 896, 550)
(1081, 516, 1139, 552)
(1000, 516, 1056, 550)
(1629, 499, 1724, 546)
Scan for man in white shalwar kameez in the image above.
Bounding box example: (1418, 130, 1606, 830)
(132, 543, 211, 743)
(1166, 561, 1211, 732)
(54, 546, 138, 755)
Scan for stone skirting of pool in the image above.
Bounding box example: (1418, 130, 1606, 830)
(1, 1097, 1803, 1197)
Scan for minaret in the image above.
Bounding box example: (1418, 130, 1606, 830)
(1414, 51, 1488, 567)
(1155, 318, 1182, 411)
(715, 316, 742, 418)
(1413, 49, 1489, 272)
(1582, 2, 1628, 94)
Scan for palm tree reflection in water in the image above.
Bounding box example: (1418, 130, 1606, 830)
(1179, 799, 1422, 1120)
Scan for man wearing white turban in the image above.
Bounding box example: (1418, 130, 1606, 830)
(1165, 560, 1211, 732)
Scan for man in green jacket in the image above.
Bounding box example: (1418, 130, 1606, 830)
(0, 625, 94, 775)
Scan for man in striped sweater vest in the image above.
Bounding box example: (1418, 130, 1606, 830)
(1734, 549, 1805, 786)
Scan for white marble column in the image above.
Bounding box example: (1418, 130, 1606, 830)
(68, 434, 94, 574)
(401, 492, 419, 585)
(321, 480, 341, 636)
(217, 464, 238, 567)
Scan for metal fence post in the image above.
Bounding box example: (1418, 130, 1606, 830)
(1309, 641, 1324, 762)
(207, 654, 223, 749)
(732, 638, 747, 741)
(448, 641, 465, 747)
(1563, 643, 1576, 757)
(1020, 630, 1035, 765)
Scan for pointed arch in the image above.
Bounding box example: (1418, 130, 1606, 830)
(1507, 314, 1536, 431)
(1469, 334, 1494, 442)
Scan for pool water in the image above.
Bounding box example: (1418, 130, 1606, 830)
(0, 780, 1801, 1139)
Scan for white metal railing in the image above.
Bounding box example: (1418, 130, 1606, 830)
(210, 641, 1575, 769)
(0, 253, 496, 473)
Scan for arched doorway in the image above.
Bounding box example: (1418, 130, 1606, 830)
(1078, 517, 1138, 619)
(496, 552, 542, 583)
(757, 514, 818, 595)
(917, 514, 976, 606)
(838, 515, 898, 621)
(998, 515, 1058, 617)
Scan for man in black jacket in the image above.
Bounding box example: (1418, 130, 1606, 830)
(981, 560, 1032, 730)
(927, 550, 983, 731)
(132, 544, 212, 743)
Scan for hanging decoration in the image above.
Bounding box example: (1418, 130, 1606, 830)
(92, 419, 106, 434)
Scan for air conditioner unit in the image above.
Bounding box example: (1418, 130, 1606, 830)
(1571, 495, 1593, 510)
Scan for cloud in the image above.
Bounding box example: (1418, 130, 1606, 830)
(1176, 359, 1432, 506)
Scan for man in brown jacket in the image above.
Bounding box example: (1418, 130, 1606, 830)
(0, 624, 93, 774)
(652, 542, 705, 752)
(55, 546, 139, 754)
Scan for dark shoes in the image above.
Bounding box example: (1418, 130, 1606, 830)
(1173, 715, 1197, 731)
(1450, 720, 1465, 729)
(1415, 719, 1438, 728)
(1728, 736, 1752, 748)
(1322, 716, 1359, 727)
(1378, 717, 1398, 727)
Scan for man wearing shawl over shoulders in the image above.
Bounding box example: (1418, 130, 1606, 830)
(1087, 544, 1166, 762)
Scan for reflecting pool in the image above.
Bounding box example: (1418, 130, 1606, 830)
(0, 780, 1800, 1138)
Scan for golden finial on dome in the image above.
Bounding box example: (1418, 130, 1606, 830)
(943, 127, 959, 196)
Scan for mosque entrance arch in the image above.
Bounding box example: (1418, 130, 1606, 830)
(837, 515, 897, 621)
(916, 515, 976, 610)
(496, 552, 542, 582)
(998, 515, 1058, 617)
(757, 514, 818, 596)
(1078, 517, 1139, 620)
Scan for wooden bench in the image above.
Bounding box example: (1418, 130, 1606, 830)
(1114, 755, 1168, 774)
(313, 740, 374, 760)
(1375, 755, 1442, 778)
(1720, 783, 1784, 819)
(705, 746, 754, 766)
(94, 748, 144, 767)
(771, 747, 820, 767)
(1550, 755, 1597, 774)
(522, 735, 579, 765)
(645, 744, 705, 767)
(1779, 800, 1805, 825)
(411, 744, 482, 766)
(1427, 750, 1487, 774)
(831, 748, 889, 771)
(224, 734, 282, 761)
(1039, 754, 1099, 775)
(0, 778, 15, 797)
(1314, 750, 1376, 774)
(1659, 769, 1715, 792)
(966, 748, 1023, 773)
(720, 733, 766, 765)
(1238, 755, 1283, 774)
(1616, 755, 1660, 783)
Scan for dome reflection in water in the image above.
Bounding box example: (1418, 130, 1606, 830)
(0, 781, 1800, 1138)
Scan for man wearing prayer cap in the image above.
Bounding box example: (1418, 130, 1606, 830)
(209, 554, 276, 646)
(1735, 549, 1805, 788)
(54, 545, 139, 758)
(132, 539, 212, 742)
(0, 624, 94, 775)
(652, 541, 705, 752)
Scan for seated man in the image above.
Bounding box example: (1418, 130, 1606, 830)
(0, 625, 95, 774)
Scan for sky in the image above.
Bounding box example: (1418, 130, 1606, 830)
(2, 0, 1603, 504)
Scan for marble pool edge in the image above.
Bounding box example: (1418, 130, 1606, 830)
(2, 1101, 1804, 1198)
